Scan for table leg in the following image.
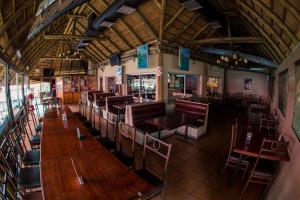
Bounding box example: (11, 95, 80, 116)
(158, 128, 161, 139)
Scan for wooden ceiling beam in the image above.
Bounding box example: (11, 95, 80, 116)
(236, 0, 290, 53)
(153, 0, 161, 10)
(189, 36, 264, 44)
(68, 41, 99, 64)
(172, 13, 200, 40)
(196, 29, 216, 50)
(4, 17, 35, 53)
(164, 7, 184, 30)
(237, 9, 285, 60)
(239, 17, 280, 64)
(280, 1, 300, 23)
(0, 1, 31, 36)
(191, 24, 208, 40)
(135, 10, 158, 41)
(251, 0, 298, 44)
(44, 34, 105, 40)
(237, 1, 290, 55)
(28, 41, 57, 71)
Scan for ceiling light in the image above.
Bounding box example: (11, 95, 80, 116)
(117, 5, 136, 15)
(100, 20, 114, 27)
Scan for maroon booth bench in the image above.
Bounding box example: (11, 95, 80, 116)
(175, 99, 209, 139)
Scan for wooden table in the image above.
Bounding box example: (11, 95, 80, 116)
(233, 130, 290, 161)
(145, 112, 199, 139)
(41, 106, 154, 200)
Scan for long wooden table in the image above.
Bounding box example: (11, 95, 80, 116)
(41, 106, 154, 200)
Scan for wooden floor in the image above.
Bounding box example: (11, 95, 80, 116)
(65, 104, 266, 200)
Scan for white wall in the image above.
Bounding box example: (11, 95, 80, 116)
(227, 70, 269, 99)
(267, 43, 300, 200)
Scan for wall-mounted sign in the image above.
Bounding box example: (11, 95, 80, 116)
(137, 44, 148, 69)
(178, 47, 190, 71)
(116, 65, 123, 84)
(244, 78, 252, 91)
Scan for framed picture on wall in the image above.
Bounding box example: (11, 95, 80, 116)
(278, 69, 288, 117)
(244, 78, 252, 91)
(292, 59, 300, 141)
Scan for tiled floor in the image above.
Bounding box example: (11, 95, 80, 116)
(71, 104, 265, 200)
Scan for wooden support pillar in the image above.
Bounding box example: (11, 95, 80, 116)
(224, 68, 228, 95)
(202, 64, 208, 96)
(156, 0, 166, 101)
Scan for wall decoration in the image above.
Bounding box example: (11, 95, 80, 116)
(115, 66, 123, 85)
(244, 78, 252, 91)
(278, 69, 288, 117)
(87, 76, 96, 91)
(292, 61, 300, 141)
(178, 47, 190, 71)
(137, 44, 148, 69)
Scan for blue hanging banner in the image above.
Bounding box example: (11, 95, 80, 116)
(137, 44, 148, 69)
(178, 47, 190, 71)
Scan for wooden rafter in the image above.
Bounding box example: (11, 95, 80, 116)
(109, 27, 132, 49)
(191, 24, 208, 40)
(189, 36, 264, 44)
(196, 29, 216, 50)
(135, 10, 158, 40)
(153, 0, 161, 10)
(4, 17, 35, 53)
(236, 0, 290, 53)
(44, 34, 105, 40)
(251, 0, 298, 45)
(172, 13, 200, 40)
(0, 1, 31, 36)
(164, 7, 184, 30)
(236, 4, 286, 59)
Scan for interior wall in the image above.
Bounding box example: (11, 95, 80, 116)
(267, 43, 300, 200)
(227, 70, 269, 99)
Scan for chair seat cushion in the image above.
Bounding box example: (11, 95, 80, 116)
(30, 135, 41, 145)
(18, 166, 41, 188)
(135, 123, 158, 134)
(229, 156, 250, 165)
(188, 120, 204, 128)
(136, 169, 164, 187)
(23, 150, 40, 165)
(35, 124, 42, 132)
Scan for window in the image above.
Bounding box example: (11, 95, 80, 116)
(10, 69, 22, 114)
(127, 74, 156, 100)
(168, 73, 200, 103)
(0, 64, 8, 133)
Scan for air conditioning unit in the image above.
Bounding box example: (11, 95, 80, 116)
(179, 0, 202, 10)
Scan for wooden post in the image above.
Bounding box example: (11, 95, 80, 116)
(156, 0, 166, 101)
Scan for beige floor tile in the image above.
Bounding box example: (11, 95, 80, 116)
(165, 185, 189, 200)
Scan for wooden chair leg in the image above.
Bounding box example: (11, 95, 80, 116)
(240, 178, 250, 199)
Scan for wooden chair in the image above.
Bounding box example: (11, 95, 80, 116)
(107, 112, 118, 149)
(6, 124, 40, 166)
(0, 134, 41, 193)
(222, 119, 250, 180)
(116, 122, 136, 168)
(19, 112, 41, 150)
(135, 134, 172, 199)
(240, 138, 289, 199)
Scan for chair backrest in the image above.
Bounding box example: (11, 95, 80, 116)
(99, 114, 108, 138)
(118, 122, 136, 160)
(251, 138, 289, 174)
(107, 112, 118, 142)
(142, 134, 172, 182)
